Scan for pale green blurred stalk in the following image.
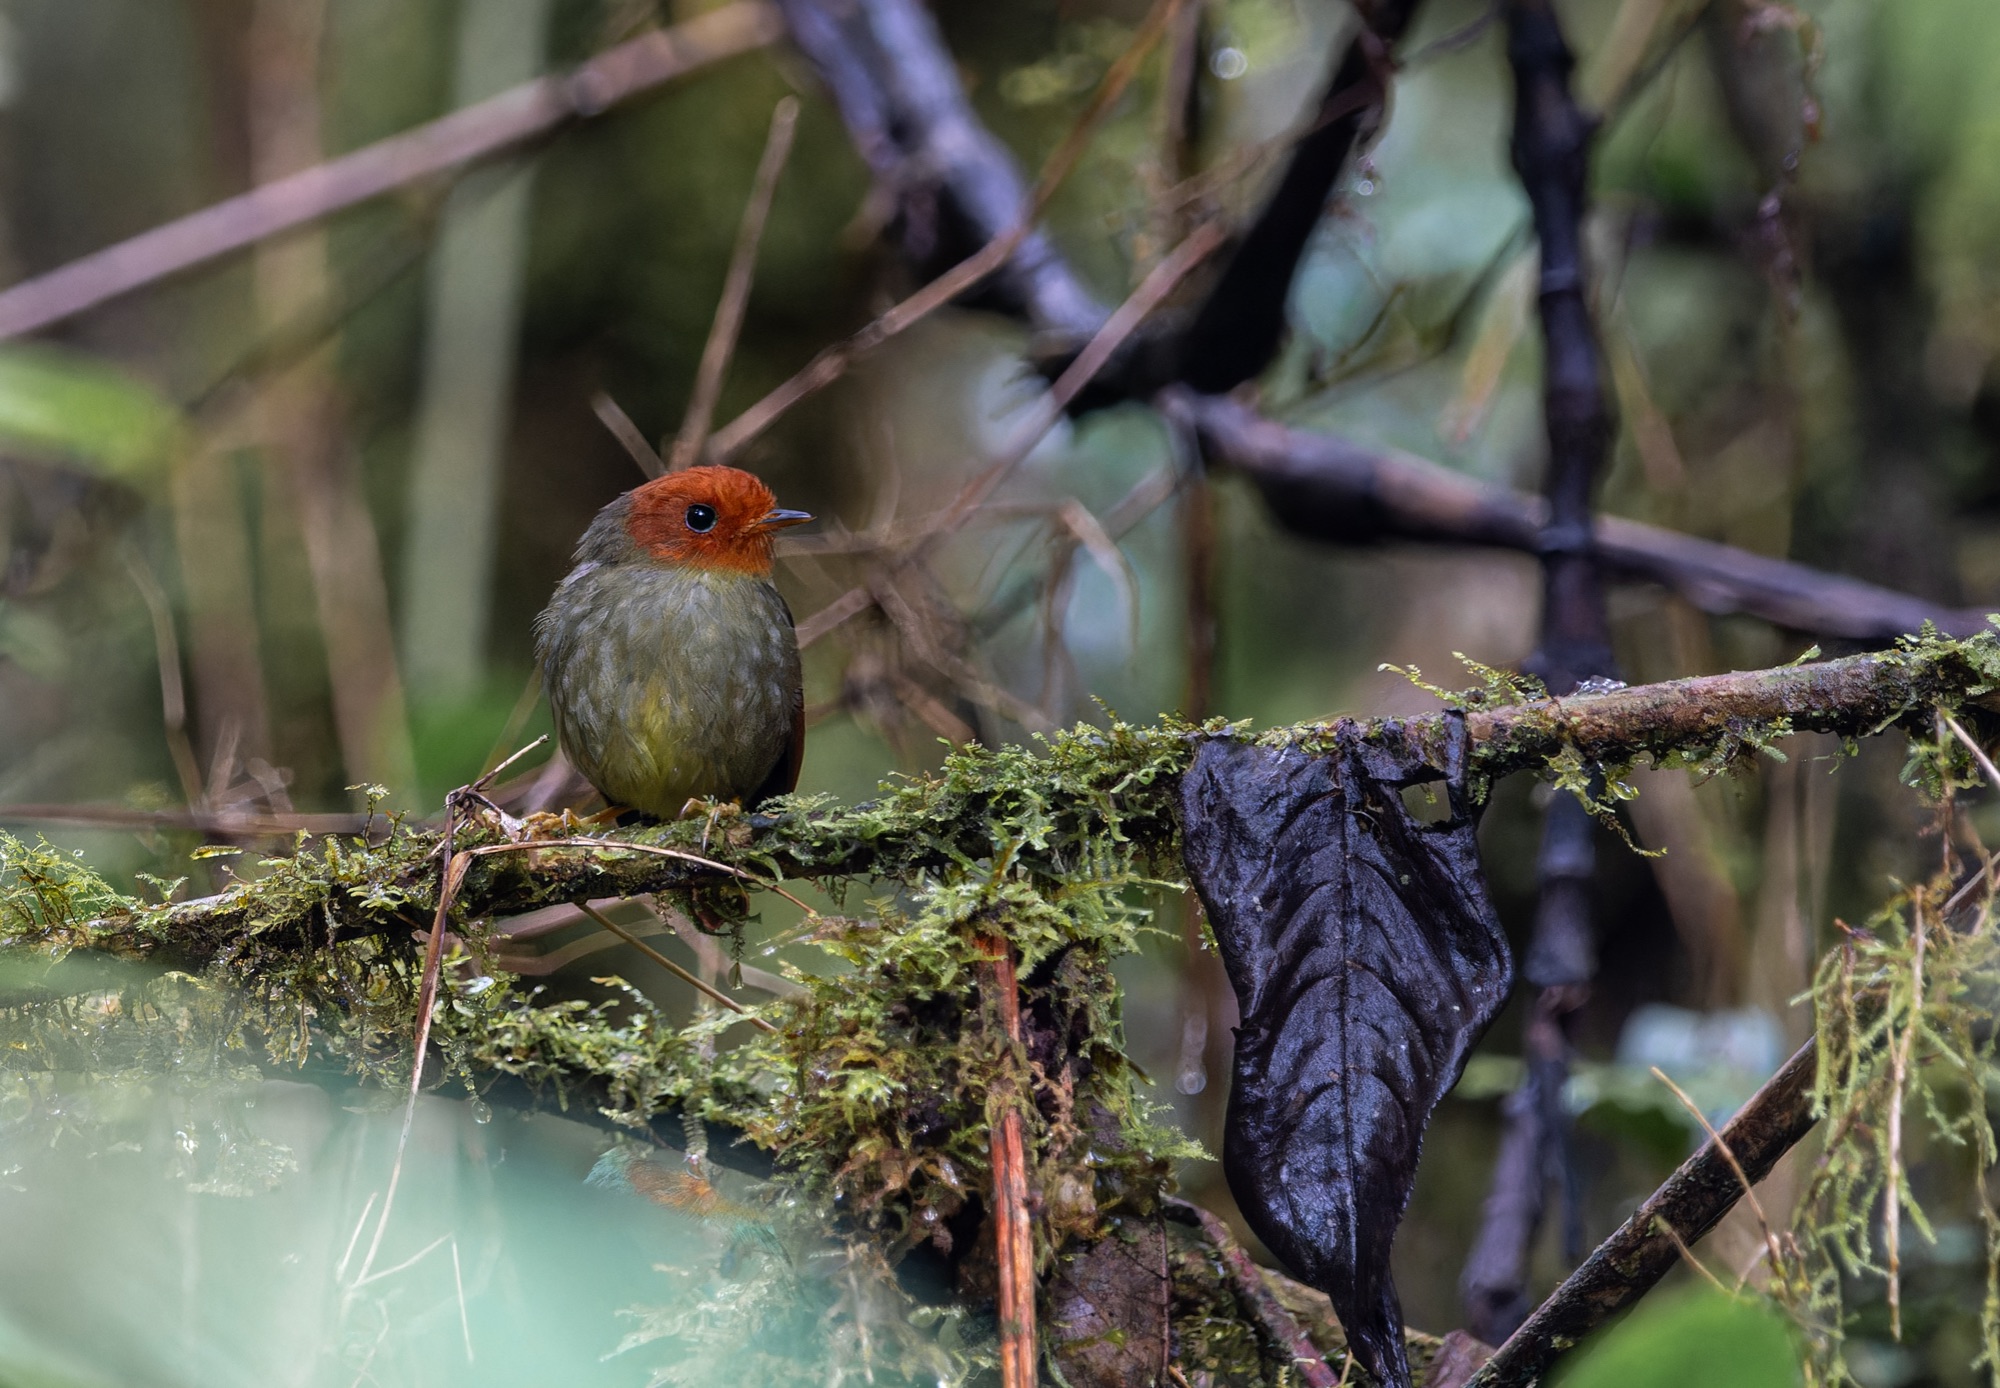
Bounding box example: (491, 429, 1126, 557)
(247, 0, 416, 798)
(399, 0, 553, 709)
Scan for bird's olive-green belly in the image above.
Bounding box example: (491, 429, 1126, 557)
(536, 564, 798, 817)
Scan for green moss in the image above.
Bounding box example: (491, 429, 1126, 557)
(10, 633, 2000, 1382)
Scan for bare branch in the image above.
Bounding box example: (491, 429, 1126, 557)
(669, 97, 800, 471)
(0, 3, 783, 338)
(707, 0, 1186, 462)
(771, 0, 1114, 339)
(1465, 1041, 1819, 1388)
(1162, 390, 1984, 641)
(592, 391, 666, 479)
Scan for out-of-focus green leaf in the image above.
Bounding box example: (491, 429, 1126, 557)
(1872, 0, 2000, 399)
(0, 602, 67, 679)
(0, 345, 181, 479)
(1553, 1288, 1802, 1388)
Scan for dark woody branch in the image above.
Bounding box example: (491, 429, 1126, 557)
(1464, 1039, 1821, 1388)
(1466, 0, 1617, 1343)
(1044, 0, 1426, 405)
(1162, 390, 1985, 642)
(775, 0, 1110, 339)
(1167, 0, 1421, 394)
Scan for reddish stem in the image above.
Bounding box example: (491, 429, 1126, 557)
(978, 933, 1037, 1388)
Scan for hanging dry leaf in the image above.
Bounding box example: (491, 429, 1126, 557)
(1178, 717, 1512, 1388)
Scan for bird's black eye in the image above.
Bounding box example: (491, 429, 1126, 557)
(684, 503, 718, 533)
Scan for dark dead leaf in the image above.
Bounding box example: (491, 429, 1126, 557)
(1178, 717, 1512, 1388)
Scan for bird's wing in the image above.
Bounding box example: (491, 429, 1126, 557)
(751, 596, 806, 804)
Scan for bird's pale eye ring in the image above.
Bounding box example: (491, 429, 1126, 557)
(685, 503, 718, 533)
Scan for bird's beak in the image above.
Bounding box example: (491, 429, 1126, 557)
(754, 508, 814, 533)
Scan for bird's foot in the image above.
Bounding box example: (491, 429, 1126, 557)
(515, 808, 605, 839)
(679, 798, 744, 853)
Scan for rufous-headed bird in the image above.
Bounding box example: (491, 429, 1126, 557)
(534, 466, 812, 818)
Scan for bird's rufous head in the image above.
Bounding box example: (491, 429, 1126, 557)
(624, 465, 811, 576)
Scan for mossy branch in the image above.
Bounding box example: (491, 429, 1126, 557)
(1458, 632, 2000, 777)
(5, 631, 1998, 1384)
(42, 628, 1993, 970)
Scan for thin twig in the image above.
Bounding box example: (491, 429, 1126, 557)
(592, 391, 666, 478)
(1650, 1065, 1782, 1272)
(334, 1191, 378, 1284)
(646, 897, 805, 998)
(409, 843, 468, 1098)
(1942, 708, 2000, 791)
(1654, 1216, 1733, 1297)
(1885, 900, 1927, 1341)
(473, 735, 549, 793)
(479, 680, 548, 781)
(576, 901, 778, 1031)
(351, 1231, 451, 1290)
(969, 464, 1187, 640)
(705, 0, 1187, 462)
(795, 220, 1225, 650)
(671, 96, 800, 470)
(452, 1239, 474, 1364)
(355, 814, 468, 1287)
(122, 549, 206, 809)
(0, 3, 784, 338)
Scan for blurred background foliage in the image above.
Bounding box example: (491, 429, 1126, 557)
(0, 0, 1997, 1381)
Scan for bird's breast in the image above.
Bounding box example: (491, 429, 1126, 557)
(535, 562, 800, 816)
